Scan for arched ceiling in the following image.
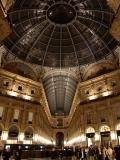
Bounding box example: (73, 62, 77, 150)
(82, 61, 117, 80)
(43, 71, 77, 116)
(3, 61, 38, 81)
(3, 0, 118, 68)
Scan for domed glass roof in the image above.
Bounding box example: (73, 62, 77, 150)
(47, 3, 76, 24)
(4, 0, 118, 68)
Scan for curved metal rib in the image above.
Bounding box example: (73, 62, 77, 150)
(41, 26, 56, 67)
(77, 15, 109, 29)
(26, 23, 52, 61)
(72, 23, 96, 62)
(66, 25, 80, 67)
(9, 19, 48, 52)
(77, 9, 114, 16)
(8, 8, 46, 15)
(77, 20, 116, 58)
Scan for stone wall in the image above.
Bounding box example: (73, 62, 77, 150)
(66, 69, 120, 146)
(0, 69, 53, 144)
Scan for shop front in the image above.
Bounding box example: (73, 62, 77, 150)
(100, 125, 111, 147)
(86, 127, 95, 147)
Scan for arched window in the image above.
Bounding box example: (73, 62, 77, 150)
(24, 127, 33, 139)
(86, 127, 95, 133)
(100, 125, 110, 132)
(8, 125, 19, 139)
(100, 125, 111, 146)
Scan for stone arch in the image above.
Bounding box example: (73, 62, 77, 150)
(8, 124, 19, 138)
(100, 125, 111, 147)
(24, 126, 34, 139)
(100, 125, 111, 132)
(83, 61, 116, 80)
(86, 127, 95, 133)
(56, 132, 64, 147)
(3, 61, 38, 81)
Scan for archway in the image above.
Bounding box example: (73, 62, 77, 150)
(56, 132, 64, 147)
(24, 127, 33, 139)
(100, 125, 111, 147)
(8, 125, 19, 139)
(83, 62, 116, 80)
(24, 127, 33, 144)
(8, 125, 19, 144)
(86, 127, 95, 147)
(3, 61, 37, 81)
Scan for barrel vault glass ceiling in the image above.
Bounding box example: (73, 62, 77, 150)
(3, 0, 119, 116)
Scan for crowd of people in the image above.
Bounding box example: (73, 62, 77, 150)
(0, 144, 120, 160)
(75, 145, 120, 160)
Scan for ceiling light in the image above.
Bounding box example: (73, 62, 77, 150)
(102, 91, 112, 97)
(7, 91, 18, 97)
(23, 95, 31, 100)
(88, 95, 98, 100)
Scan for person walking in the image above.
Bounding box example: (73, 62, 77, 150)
(88, 145, 95, 160)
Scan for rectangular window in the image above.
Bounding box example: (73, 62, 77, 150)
(3, 81, 9, 87)
(14, 109, 19, 120)
(28, 121, 32, 124)
(31, 90, 35, 95)
(18, 86, 22, 91)
(87, 120, 91, 124)
(101, 118, 106, 123)
(13, 119, 18, 122)
(28, 112, 33, 122)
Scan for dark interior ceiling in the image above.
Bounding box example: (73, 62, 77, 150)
(2, 0, 119, 117)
